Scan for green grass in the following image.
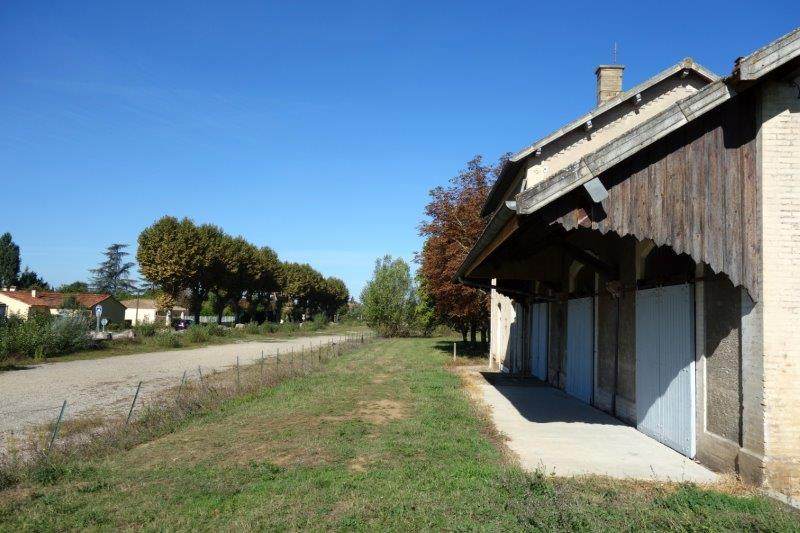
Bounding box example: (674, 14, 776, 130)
(1, 337, 797, 531)
(0, 322, 367, 369)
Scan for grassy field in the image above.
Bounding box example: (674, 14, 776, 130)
(0, 337, 797, 531)
(1, 322, 368, 369)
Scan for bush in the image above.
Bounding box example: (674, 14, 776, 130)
(244, 322, 260, 335)
(206, 324, 230, 337)
(153, 332, 182, 349)
(0, 314, 91, 360)
(259, 322, 278, 334)
(47, 315, 91, 354)
(133, 322, 157, 338)
(308, 313, 328, 331)
(184, 325, 209, 343)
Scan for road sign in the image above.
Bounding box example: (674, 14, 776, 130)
(101, 318, 108, 326)
(94, 305, 103, 333)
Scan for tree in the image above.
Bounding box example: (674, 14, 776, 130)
(281, 262, 326, 321)
(16, 267, 50, 290)
(58, 281, 90, 293)
(418, 155, 503, 343)
(0, 233, 20, 288)
(137, 216, 226, 324)
(246, 246, 282, 322)
(320, 277, 349, 320)
(360, 255, 417, 337)
(209, 236, 261, 324)
(413, 272, 438, 337)
(89, 243, 137, 295)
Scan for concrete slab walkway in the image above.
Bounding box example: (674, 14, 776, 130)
(469, 370, 717, 483)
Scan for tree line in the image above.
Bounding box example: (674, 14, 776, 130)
(137, 216, 349, 324)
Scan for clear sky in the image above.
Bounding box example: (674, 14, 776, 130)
(1, 1, 796, 297)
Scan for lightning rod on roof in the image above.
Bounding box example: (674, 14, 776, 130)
(612, 42, 618, 64)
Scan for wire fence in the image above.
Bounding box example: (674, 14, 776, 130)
(0, 331, 376, 457)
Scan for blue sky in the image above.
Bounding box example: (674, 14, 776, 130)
(1, 1, 795, 297)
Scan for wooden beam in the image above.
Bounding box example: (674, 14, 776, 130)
(463, 216, 520, 278)
(737, 27, 800, 81)
(556, 241, 619, 280)
(516, 80, 735, 217)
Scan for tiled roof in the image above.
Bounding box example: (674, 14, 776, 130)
(119, 299, 186, 311)
(0, 291, 112, 309)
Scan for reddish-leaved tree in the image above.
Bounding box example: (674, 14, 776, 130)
(418, 155, 505, 343)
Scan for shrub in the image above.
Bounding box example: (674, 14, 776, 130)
(244, 322, 260, 335)
(153, 332, 182, 349)
(0, 314, 91, 360)
(259, 323, 278, 334)
(47, 315, 91, 354)
(184, 325, 209, 343)
(206, 324, 230, 337)
(133, 322, 157, 338)
(308, 313, 328, 331)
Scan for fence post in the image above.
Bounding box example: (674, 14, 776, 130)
(126, 381, 142, 425)
(47, 400, 67, 453)
(198, 365, 206, 393)
(236, 356, 241, 392)
(176, 370, 187, 402)
(453, 342, 457, 361)
(260, 354, 266, 384)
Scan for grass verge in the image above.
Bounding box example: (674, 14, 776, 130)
(0, 337, 797, 531)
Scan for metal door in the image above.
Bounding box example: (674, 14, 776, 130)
(635, 284, 695, 457)
(565, 297, 593, 403)
(529, 303, 548, 380)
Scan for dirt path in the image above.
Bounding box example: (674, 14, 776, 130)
(0, 333, 350, 449)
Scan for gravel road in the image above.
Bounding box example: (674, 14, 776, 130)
(0, 333, 351, 449)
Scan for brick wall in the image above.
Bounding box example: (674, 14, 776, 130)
(760, 79, 800, 496)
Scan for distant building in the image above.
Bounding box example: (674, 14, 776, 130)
(0, 288, 125, 324)
(120, 298, 186, 326)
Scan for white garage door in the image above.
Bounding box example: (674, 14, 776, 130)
(528, 303, 548, 380)
(635, 284, 695, 458)
(565, 297, 593, 403)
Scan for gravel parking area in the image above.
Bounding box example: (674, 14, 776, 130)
(0, 333, 350, 450)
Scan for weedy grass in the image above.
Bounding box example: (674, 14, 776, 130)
(0, 337, 797, 531)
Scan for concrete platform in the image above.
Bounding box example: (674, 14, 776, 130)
(473, 372, 717, 483)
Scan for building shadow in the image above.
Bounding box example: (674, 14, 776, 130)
(480, 370, 626, 426)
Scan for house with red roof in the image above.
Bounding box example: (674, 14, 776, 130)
(0, 288, 125, 324)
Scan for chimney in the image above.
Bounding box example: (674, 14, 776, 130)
(595, 64, 625, 105)
(31, 289, 37, 298)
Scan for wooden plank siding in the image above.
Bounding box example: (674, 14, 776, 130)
(546, 92, 761, 300)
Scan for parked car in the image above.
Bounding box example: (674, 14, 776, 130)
(171, 319, 192, 331)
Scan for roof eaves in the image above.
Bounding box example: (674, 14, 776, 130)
(736, 27, 800, 81)
(480, 59, 719, 218)
(510, 58, 719, 163)
(454, 203, 517, 281)
(516, 78, 736, 216)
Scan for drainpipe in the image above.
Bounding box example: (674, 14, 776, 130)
(612, 294, 620, 417)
